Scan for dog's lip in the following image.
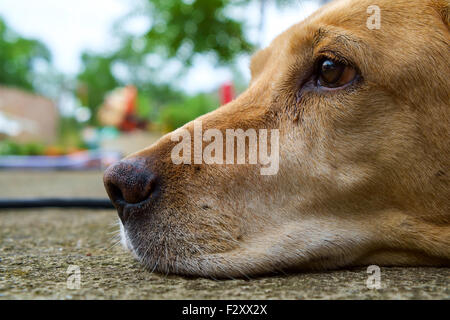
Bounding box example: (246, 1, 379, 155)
(113, 198, 153, 221)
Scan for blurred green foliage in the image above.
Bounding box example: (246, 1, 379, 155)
(0, 117, 88, 156)
(77, 54, 119, 121)
(136, 93, 153, 119)
(75, 0, 316, 129)
(144, 0, 253, 64)
(159, 93, 219, 132)
(58, 117, 88, 150)
(1, 0, 315, 138)
(0, 140, 45, 156)
(76, 0, 256, 125)
(0, 17, 51, 91)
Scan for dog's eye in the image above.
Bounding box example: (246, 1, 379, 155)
(317, 59, 357, 88)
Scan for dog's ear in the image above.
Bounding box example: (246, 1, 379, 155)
(431, 0, 449, 27)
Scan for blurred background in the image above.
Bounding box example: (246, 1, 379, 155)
(0, 0, 328, 168)
(2, 1, 449, 302)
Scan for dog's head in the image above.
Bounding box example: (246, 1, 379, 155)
(104, 0, 450, 277)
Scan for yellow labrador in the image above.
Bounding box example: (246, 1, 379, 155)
(104, 0, 450, 277)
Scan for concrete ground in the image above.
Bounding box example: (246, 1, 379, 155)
(0, 133, 449, 299)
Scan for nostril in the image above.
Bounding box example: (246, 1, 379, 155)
(107, 181, 125, 205)
(120, 176, 156, 204)
(139, 179, 155, 202)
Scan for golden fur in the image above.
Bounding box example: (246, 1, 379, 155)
(107, 0, 450, 277)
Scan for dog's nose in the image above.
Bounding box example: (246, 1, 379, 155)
(103, 159, 158, 218)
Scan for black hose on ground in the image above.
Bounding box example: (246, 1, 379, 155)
(0, 198, 114, 210)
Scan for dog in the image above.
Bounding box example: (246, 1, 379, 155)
(104, 0, 450, 277)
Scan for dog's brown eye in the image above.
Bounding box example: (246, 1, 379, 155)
(318, 59, 357, 88)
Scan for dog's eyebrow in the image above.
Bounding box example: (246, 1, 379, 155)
(312, 27, 364, 54)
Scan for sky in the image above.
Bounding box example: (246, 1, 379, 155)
(0, 0, 320, 94)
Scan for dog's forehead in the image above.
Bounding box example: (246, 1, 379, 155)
(249, 0, 370, 73)
(266, 0, 444, 49)
(249, 0, 448, 85)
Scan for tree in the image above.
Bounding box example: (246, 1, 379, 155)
(76, 49, 187, 124)
(140, 0, 254, 65)
(0, 18, 51, 91)
(76, 53, 119, 118)
(75, 0, 329, 124)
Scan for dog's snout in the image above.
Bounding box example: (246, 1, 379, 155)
(103, 158, 158, 221)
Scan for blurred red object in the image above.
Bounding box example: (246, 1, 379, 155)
(120, 85, 138, 132)
(220, 82, 235, 105)
(125, 85, 137, 114)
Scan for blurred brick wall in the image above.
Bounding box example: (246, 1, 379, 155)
(0, 86, 58, 144)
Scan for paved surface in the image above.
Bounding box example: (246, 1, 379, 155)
(0, 165, 449, 299)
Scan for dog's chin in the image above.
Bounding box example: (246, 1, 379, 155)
(117, 219, 243, 278)
(118, 220, 134, 252)
(117, 217, 368, 278)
